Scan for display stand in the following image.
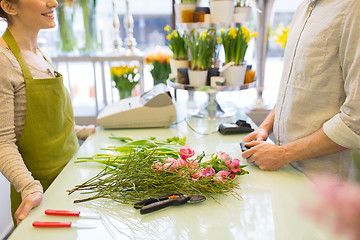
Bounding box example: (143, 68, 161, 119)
(169, 80, 255, 119)
(172, 16, 253, 119)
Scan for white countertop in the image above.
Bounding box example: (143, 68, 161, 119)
(8, 103, 338, 240)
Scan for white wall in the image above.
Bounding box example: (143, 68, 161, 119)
(0, 174, 13, 240)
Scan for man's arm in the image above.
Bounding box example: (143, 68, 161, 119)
(242, 107, 275, 142)
(242, 127, 346, 170)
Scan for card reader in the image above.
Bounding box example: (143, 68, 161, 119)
(218, 120, 254, 135)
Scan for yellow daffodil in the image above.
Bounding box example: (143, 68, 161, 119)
(250, 33, 259, 38)
(241, 26, 250, 38)
(272, 23, 290, 49)
(229, 28, 237, 39)
(164, 25, 171, 32)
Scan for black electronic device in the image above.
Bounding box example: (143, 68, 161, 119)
(240, 142, 252, 152)
(218, 120, 254, 135)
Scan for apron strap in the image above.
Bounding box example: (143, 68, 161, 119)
(2, 29, 33, 80)
(36, 47, 59, 74)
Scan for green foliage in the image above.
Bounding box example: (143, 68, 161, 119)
(220, 26, 258, 65)
(150, 61, 171, 85)
(164, 25, 188, 60)
(184, 30, 217, 70)
(181, 0, 197, 3)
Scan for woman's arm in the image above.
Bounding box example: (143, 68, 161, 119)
(0, 52, 43, 200)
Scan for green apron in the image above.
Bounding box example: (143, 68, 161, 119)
(2, 29, 79, 223)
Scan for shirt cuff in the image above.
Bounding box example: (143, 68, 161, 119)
(323, 114, 360, 149)
(21, 180, 43, 200)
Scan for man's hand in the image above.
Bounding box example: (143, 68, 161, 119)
(14, 191, 43, 225)
(242, 128, 269, 142)
(241, 141, 289, 170)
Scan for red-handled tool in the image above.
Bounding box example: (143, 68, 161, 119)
(45, 209, 100, 218)
(33, 221, 97, 229)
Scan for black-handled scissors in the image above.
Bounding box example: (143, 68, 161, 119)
(134, 193, 206, 215)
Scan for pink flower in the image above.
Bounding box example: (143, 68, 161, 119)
(179, 146, 195, 159)
(186, 159, 199, 171)
(303, 176, 360, 240)
(215, 151, 230, 161)
(200, 167, 215, 178)
(172, 158, 188, 168)
(191, 171, 202, 181)
(163, 157, 176, 170)
(214, 170, 230, 182)
(151, 161, 163, 173)
(163, 157, 188, 171)
(225, 158, 242, 174)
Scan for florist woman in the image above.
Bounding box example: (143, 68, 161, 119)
(0, 0, 94, 225)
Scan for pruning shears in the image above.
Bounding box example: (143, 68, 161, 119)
(134, 193, 206, 214)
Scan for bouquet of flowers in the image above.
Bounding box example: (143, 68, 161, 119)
(184, 29, 217, 70)
(164, 25, 188, 60)
(220, 26, 258, 65)
(110, 65, 139, 99)
(272, 23, 290, 49)
(145, 46, 172, 85)
(69, 136, 249, 204)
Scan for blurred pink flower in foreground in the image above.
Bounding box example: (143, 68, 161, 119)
(303, 176, 360, 240)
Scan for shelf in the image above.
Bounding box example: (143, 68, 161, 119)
(168, 80, 256, 119)
(176, 22, 242, 31)
(168, 80, 256, 92)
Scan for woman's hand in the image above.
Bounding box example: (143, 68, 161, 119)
(14, 191, 43, 225)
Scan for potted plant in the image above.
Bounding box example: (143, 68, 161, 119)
(209, 0, 234, 24)
(184, 29, 217, 86)
(175, 0, 197, 23)
(233, 0, 251, 23)
(164, 25, 189, 81)
(111, 65, 139, 99)
(220, 26, 258, 85)
(145, 46, 172, 86)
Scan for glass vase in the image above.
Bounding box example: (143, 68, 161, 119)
(56, 3, 77, 53)
(79, 0, 98, 52)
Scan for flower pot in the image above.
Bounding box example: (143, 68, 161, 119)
(188, 69, 208, 86)
(233, 6, 251, 23)
(210, 1, 234, 23)
(222, 65, 246, 86)
(170, 59, 189, 77)
(175, 4, 197, 23)
(177, 68, 190, 84)
(206, 67, 220, 86)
